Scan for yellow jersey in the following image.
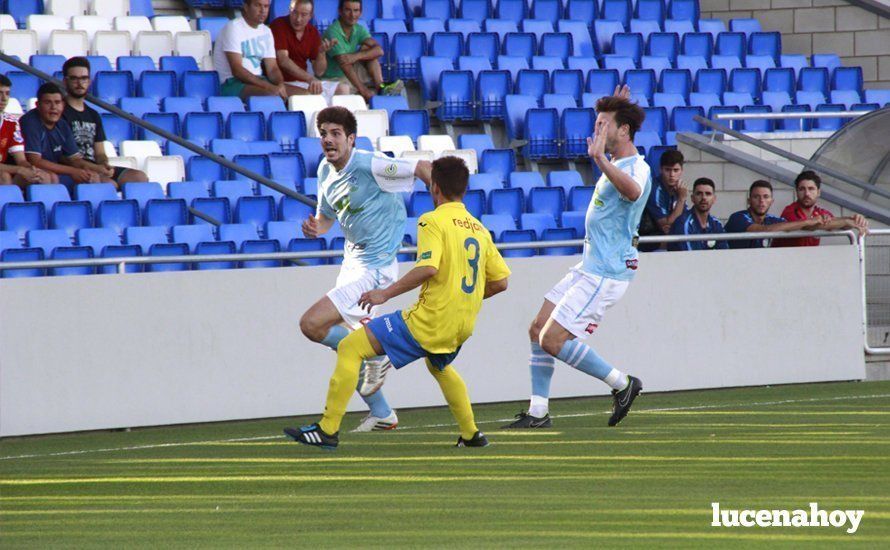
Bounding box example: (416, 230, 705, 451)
(403, 201, 511, 353)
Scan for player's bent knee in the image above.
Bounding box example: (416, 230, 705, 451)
(299, 313, 327, 342)
(539, 329, 567, 357)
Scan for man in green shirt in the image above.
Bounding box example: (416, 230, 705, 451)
(322, 0, 402, 102)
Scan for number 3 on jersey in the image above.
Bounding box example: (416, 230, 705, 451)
(462, 237, 480, 294)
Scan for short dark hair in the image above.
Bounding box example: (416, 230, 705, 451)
(431, 156, 469, 199)
(0, 74, 10, 88)
(795, 170, 821, 189)
(338, 0, 361, 8)
(659, 149, 684, 168)
(316, 106, 357, 137)
(693, 177, 716, 191)
(37, 82, 64, 101)
(595, 95, 646, 139)
(749, 180, 773, 195)
(62, 56, 90, 77)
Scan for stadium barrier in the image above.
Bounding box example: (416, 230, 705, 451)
(0, 231, 865, 437)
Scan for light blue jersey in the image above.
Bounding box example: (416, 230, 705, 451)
(580, 154, 652, 281)
(317, 149, 418, 268)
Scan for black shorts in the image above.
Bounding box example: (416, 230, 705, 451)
(112, 166, 130, 181)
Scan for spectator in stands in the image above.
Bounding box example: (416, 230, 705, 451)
(725, 180, 828, 249)
(271, 0, 343, 101)
(61, 57, 147, 189)
(0, 74, 53, 188)
(773, 170, 869, 247)
(668, 177, 729, 251)
(321, 0, 403, 102)
(213, 0, 301, 100)
(20, 83, 113, 187)
(638, 149, 687, 251)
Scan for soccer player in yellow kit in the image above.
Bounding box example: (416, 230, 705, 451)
(285, 156, 511, 449)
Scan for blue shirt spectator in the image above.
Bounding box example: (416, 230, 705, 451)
(19, 108, 81, 164)
(725, 209, 786, 249)
(668, 177, 728, 251)
(639, 149, 686, 252)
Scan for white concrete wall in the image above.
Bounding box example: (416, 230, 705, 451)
(0, 245, 866, 437)
(701, 0, 890, 88)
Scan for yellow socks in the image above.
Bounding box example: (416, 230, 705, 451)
(426, 362, 479, 440)
(319, 328, 375, 434)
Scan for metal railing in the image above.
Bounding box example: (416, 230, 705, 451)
(714, 111, 868, 121)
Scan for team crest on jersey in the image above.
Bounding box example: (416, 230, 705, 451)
(593, 182, 605, 207)
(384, 163, 398, 177)
(585, 323, 598, 334)
(625, 259, 638, 270)
(420, 251, 431, 259)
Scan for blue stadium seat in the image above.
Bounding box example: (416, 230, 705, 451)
(211, 138, 250, 159)
(125, 225, 169, 255)
(524, 108, 560, 159)
(561, 210, 585, 235)
(122, 182, 165, 215)
(268, 153, 306, 192)
(499, 229, 536, 257)
(372, 19, 409, 42)
(509, 171, 545, 196)
(659, 68, 691, 101)
(461, 0, 493, 20)
(145, 199, 188, 235)
(420, 56, 455, 102)
(730, 68, 762, 101)
(640, 56, 671, 81)
(676, 54, 708, 74)
(812, 53, 841, 77)
(779, 104, 812, 132)
(5, 72, 38, 105)
(279, 197, 314, 222)
(50, 201, 93, 241)
(740, 105, 772, 132)
(26, 228, 73, 256)
(625, 69, 657, 102)
(864, 90, 890, 106)
(642, 106, 668, 138)
(550, 70, 583, 102)
(602, 0, 632, 27)
(796, 89, 825, 109)
(288, 237, 328, 266)
(669, 0, 700, 21)
(118, 56, 156, 84)
(527, 186, 565, 221)
(476, 70, 512, 120)
(504, 94, 539, 141)
(646, 32, 679, 65)
(566, 0, 599, 25)
(749, 32, 780, 63)
(561, 108, 595, 158)
(1, 248, 44, 278)
(183, 112, 223, 148)
(247, 97, 286, 123)
(567, 186, 594, 211)
(392, 32, 427, 81)
(227, 111, 266, 142)
(468, 172, 503, 195)
(654, 93, 687, 118)
(75, 183, 117, 215)
(780, 54, 808, 78)
(423, 0, 454, 19)
(49, 245, 95, 276)
(181, 71, 220, 101)
(798, 67, 829, 97)
(603, 56, 636, 79)
(413, 18, 446, 42)
(213, 180, 255, 211)
(611, 32, 644, 64)
(264, 112, 305, 154)
(497, 55, 529, 82)
(541, 227, 580, 255)
(449, 18, 482, 38)
(722, 91, 753, 108)
(186, 156, 225, 186)
(503, 32, 537, 64)
(197, 17, 229, 42)
(240, 239, 281, 269)
(522, 20, 555, 45)
(745, 55, 775, 74)
(190, 197, 229, 226)
(481, 214, 518, 239)
(430, 32, 464, 65)
(162, 96, 204, 124)
(541, 33, 572, 62)
(232, 154, 270, 183)
(586, 69, 620, 98)
(266, 221, 300, 249)
(711, 55, 742, 72)
(833, 67, 862, 92)
(145, 242, 190, 273)
(716, 32, 746, 60)
(517, 69, 549, 100)
(543, 94, 577, 116)
(370, 95, 410, 119)
(391, 110, 430, 143)
(298, 137, 323, 177)
(480, 149, 516, 183)
(138, 71, 177, 103)
(547, 171, 583, 193)
(219, 223, 260, 249)
(763, 67, 795, 94)
(160, 56, 199, 80)
(169, 180, 210, 206)
(671, 105, 705, 132)
(460, 135, 497, 160)
(372, 31, 392, 81)
(120, 97, 160, 121)
(141, 112, 179, 145)
(467, 32, 500, 64)
(814, 103, 845, 131)
(559, 19, 597, 58)
(27, 184, 70, 215)
(1, 201, 45, 243)
(459, 55, 493, 78)
(636, 0, 665, 23)
(193, 240, 237, 271)
(593, 20, 624, 55)
(695, 68, 727, 95)
(96, 200, 139, 238)
(93, 71, 134, 104)
(496, 0, 529, 23)
(172, 224, 214, 253)
(520, 212, 557, 239)
(630, 19, 661, 44)
(409, 191, 435, 216)
(730, 17, 761, 37)
(690, 89, 721, 114)
(531, 55, 564, 72)
(761, 90, 792, 113)
(98, 114, 134, 147)
(235, 196, 276, 234)
(681, 32, 713, 58)
(463, 189, 486, 219)
(86, 56, 114, 78)
(532, 0, 563, 25)
(207, 96, 245, 121)
(437, 71, 475, 121)
(76, 227, 141, 274)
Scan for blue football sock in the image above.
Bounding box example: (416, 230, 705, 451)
(557, 339, 627, 390)
(320, 325, 349, 351)
(530, 342, 556, 398)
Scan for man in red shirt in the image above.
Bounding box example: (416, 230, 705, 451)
(774, 170, 868, 247)
(0, 74, 54, 188)
(270, 0, 342, 100)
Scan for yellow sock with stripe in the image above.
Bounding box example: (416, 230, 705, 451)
(426, 362, 478, 440)
(319, 328, 376, 435)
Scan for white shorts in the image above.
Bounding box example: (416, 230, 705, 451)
(544, 267, 630, 339)
(286, 79, 340, 103)
(327, 260, 400, 330)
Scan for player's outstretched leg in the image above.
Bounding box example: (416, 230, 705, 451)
(425, 361, 488, 447)
(502, 302, 556, 429)
(540, 321, 642, 427)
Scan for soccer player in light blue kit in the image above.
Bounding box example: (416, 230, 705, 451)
(299, 106, 432, 432)
(504, 87, 652, 429)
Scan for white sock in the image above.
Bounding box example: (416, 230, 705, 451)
(604, 369, 629, 391)
(529, 395, 549, 418)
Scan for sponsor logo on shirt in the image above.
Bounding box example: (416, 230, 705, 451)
(384, 163, 398, 177)
(420, 251, 431, 260)
(585, 323, 598, 334)
(452, 217, 482, 234)
(625, 259, 638, 270)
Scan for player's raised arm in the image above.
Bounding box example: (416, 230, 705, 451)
(588, 124, 644, 202)
(414, 160, 432, 186)
(370, 155, 429, 192)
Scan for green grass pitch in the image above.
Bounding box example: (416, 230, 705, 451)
(1, 381, 889, 548)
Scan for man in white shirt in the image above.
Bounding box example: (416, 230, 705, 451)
(213, 0, 302, 100)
